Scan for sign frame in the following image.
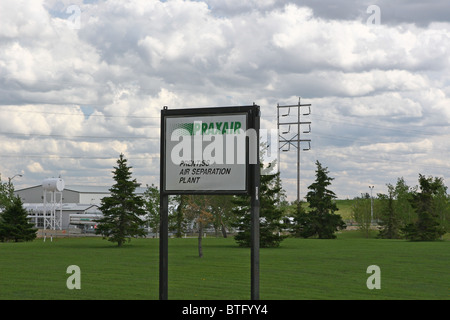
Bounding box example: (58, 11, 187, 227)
(161, 106, 258, 195)
(159, 105, 260, 300)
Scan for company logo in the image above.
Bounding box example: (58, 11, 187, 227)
(171, 121, 243, 136)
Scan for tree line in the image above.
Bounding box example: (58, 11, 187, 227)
(139, 159, 348, 255)
(1, 153, 448, 248)
(92, 154, 348, 250)
(352, 175, 449, 241)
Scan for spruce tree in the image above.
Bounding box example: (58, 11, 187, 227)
(291, 200, 307, 237)
(296, 160, 345, 239)
(0, 196, 37, 242)
(232, 169, 286, 248)
(96, 154, 147, 246)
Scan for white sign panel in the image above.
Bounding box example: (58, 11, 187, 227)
(165, 113, 248, 192)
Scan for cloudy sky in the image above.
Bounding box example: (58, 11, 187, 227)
(1, 0, 449, 201)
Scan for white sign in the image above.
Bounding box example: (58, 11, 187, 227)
(164, 113, 250, 192)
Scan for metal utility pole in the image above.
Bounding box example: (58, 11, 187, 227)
(277, 98, 311, 208)
(369, 185, 374, 223)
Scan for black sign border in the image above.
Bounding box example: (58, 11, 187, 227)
(161, 105, 258, 196)
(159, 105, 261, 300)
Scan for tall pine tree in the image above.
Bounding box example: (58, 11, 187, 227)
(96, 154, 147, 246)
(295, 161, 345, 239)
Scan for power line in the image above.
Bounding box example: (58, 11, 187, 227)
(0, 107, 161, 119)
(0, 131, 160, 140)
(1, 106, 447, 139)
(263, 112, 446, 138)
(0, 153, 160, 161)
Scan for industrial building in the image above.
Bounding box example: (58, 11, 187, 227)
(16, 185, 113, 205)
(14, 181, 146, 231)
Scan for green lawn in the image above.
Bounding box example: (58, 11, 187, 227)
(296, 199, 354, 220)
(0, 232, 448, 300)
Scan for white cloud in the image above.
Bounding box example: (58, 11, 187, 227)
(0, 1, 449, 199)
(27, 162, 45, 173)
(360, 139, 433, 154)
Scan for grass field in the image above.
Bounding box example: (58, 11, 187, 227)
(335, 199, 355, 220)
(0, 232, 448, 300)
(299, 200, 354, 220)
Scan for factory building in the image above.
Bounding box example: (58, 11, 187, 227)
(14, 182, 146, 231)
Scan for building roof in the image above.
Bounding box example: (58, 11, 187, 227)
(23, 203, 101, 212)
(16, 185, 147, 194)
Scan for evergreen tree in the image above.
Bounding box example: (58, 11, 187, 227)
(296, 161, 345, 239)
(290, 200, 307, 237)
(376, 183, 403, 239)
(232, 168, 286, 248)
(402, 174, 446, 241)
(377, 185, 401, 239)
(96, 154, 147, 246)
(0, 196, 37, 242)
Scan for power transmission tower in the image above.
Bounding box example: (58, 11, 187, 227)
(277, 98, 311, 209)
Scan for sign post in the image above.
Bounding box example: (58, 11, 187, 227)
(250, 107, 260, 300)
(159, 105, 260, 300)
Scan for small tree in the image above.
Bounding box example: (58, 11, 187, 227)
(432, 181, 450, 234)
(394, 177, 415, 225)
(376, 177, 415, 238)
(296, 161, 345, 239)
(209, 195, 235, 238)
(96, 154, 147, 246)
(143, 183, 160, 236)
(377, 184, 401, 239)
(0, 174, 13, 212)
(352, 196, 372, 238)
(184, 195, 213, 258)
(290, 200, 307, 237)
(171, 195, 189, 238)
(0, 197, 37, 242)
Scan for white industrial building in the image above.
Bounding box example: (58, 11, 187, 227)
(16, 185, 113, 205)
(14, 181, 146, 231)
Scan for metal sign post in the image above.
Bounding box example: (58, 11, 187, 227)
(159, 105, 260, 300)
(250, 107, 260, 300)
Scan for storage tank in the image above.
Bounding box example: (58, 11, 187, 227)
(42, 178, 65, 192)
